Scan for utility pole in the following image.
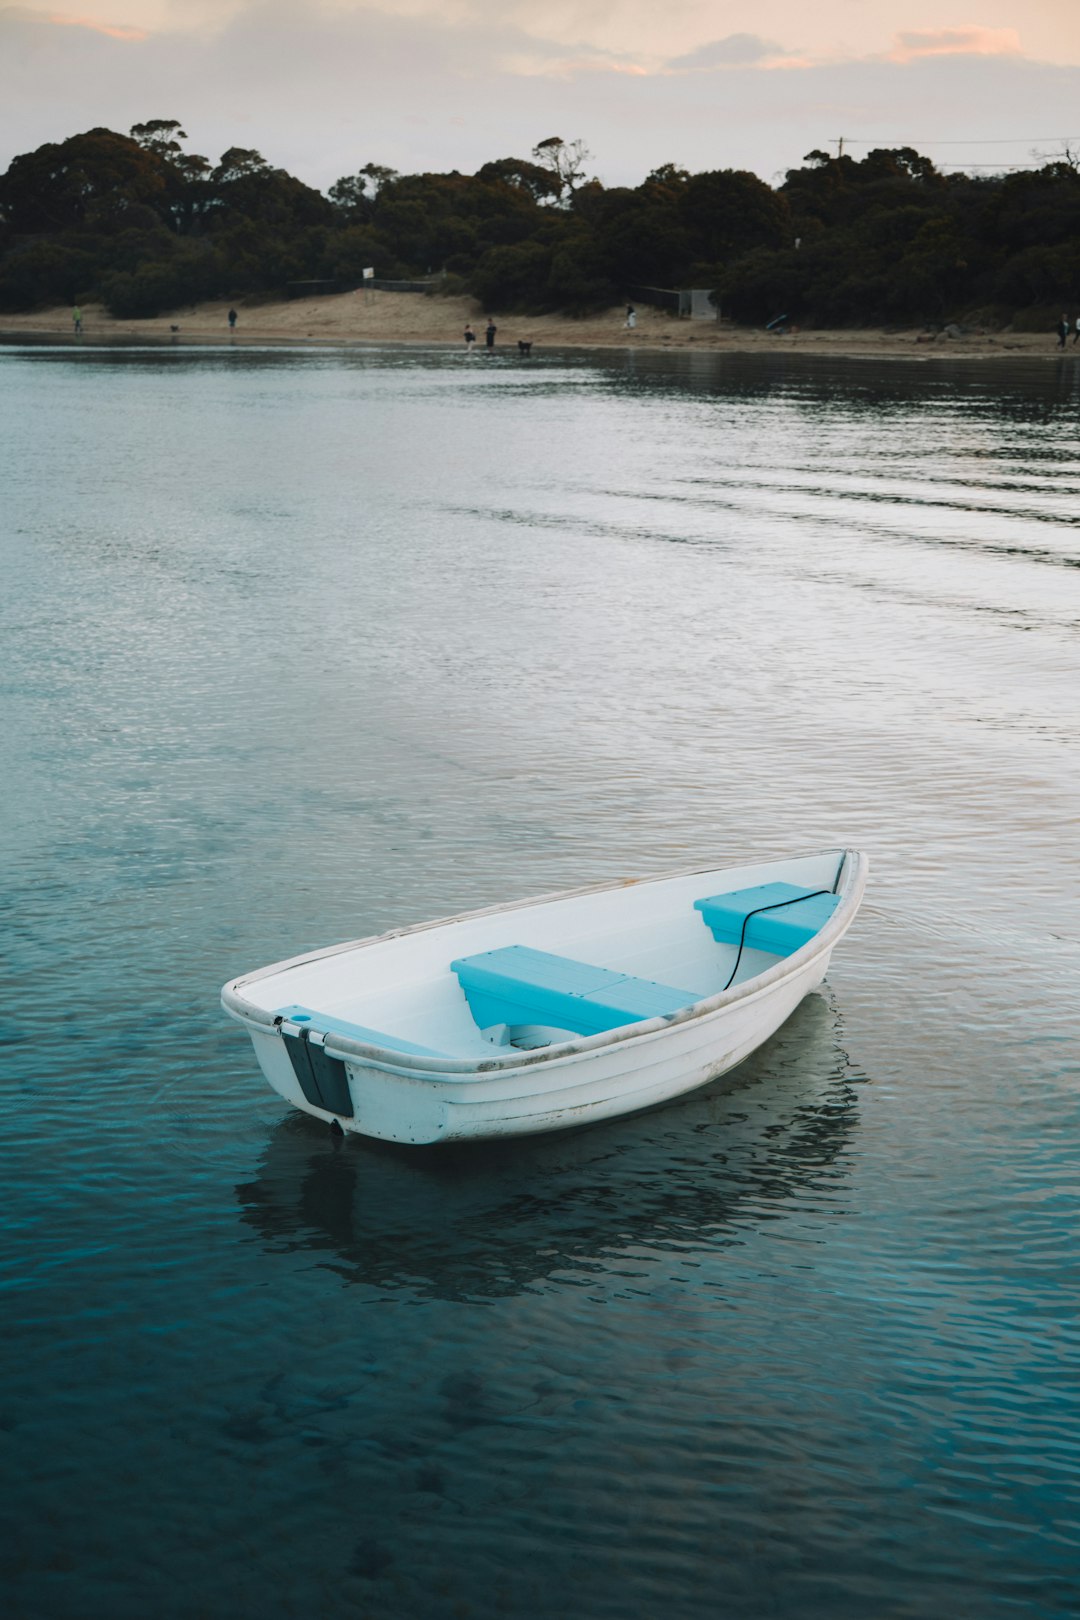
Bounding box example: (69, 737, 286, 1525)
(834, 135, 845, 158)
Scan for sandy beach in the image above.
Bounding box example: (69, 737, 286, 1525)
(0, 291, 1068, 358)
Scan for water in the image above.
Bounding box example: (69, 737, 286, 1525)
(2, 339, 1079, 1619)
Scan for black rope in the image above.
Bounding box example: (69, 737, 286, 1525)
(719, 856, 846, 993)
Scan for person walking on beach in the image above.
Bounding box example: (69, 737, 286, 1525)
(485, 318, 497, 351)
(625, 304, 636, 330)
(1057, 314, 1069, 349)
(464, 323, 476, 351)
(1073, 315, 1080, 346)
(228, 308, 238, 331)
(72, 306, 82, 335)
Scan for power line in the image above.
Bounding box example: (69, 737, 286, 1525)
(839, 135, 1078, 147)
(938, 162, 1043, 170)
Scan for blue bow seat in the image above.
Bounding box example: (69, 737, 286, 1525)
(694, 883, 838, 956)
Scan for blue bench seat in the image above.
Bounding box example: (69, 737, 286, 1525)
(451, 945, 699, 1037)
(694, 883, 839, 956)
(275, 1005, 445, 1058)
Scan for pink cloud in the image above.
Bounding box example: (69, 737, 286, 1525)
(46, 12, 147, 41)
(888, 26, 1021, 63)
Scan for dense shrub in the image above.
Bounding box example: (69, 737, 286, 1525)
(5, 123, 1080, 325)
(101, 241, 220, 316)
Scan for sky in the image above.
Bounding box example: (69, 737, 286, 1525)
(3, 0, 1080, 191)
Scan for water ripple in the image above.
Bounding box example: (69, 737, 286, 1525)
(2, 343, 1079, 1619)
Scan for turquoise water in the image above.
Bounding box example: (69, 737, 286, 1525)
(2, 340, 1079, 1618)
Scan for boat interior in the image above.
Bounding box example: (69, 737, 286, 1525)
(239, 852, 847, 1061)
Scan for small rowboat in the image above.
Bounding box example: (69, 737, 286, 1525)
(221, 848, 867, 1145)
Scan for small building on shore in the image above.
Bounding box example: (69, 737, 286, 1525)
(625, 285, 719, 320)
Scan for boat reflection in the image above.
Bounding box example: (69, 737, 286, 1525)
(236, 992, 862, 1300)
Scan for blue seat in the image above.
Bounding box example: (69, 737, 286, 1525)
(694, 883, 838, 956)
(451, 945, 699, 1037)
(275, 1005, 445, 1058)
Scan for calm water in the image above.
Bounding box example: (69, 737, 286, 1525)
(2, 339, 1079, 1619)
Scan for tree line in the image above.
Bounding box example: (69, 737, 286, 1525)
(2, 120, 1080, 327)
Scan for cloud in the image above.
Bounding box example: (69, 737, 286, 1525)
(507, 56, 649, 77)
(666, 23, 1026, 76)
(668, 34, 787, 71)
(45, 11, 147, 39)
(1, 0, 1080, 194)
(888, 26, 1022, 64)
(500, 42, 649, 79)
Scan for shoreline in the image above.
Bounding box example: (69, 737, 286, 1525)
(1, 292, 1074, 361)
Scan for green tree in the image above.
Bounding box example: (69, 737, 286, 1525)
(531, 137, 592, 204)
(471, 240, 552, 308)
(681, 169, 791, 267)
(130, 119, 211, 234)
(327, 225, 399, 280)
(130, 120, 188, 162)
(100, 238, 221, 316)
(0, 128, 169, 234)
(7, 120, 1080, 327)
(0, 237, 100, 309)
(477, 156, 561, 205)
(591, 186, 691, 287)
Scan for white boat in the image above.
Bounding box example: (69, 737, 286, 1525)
(221, 848, 868, 1145)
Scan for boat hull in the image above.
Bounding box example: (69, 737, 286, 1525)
(225, 850, 866, 1145)
(241, 936, 833, 1145)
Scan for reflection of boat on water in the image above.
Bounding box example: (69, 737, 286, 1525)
(236, 993, 861, 1300)
(222, 849, 867, 1144)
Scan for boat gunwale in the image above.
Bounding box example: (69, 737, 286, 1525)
(221, 848, 867, 1077)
